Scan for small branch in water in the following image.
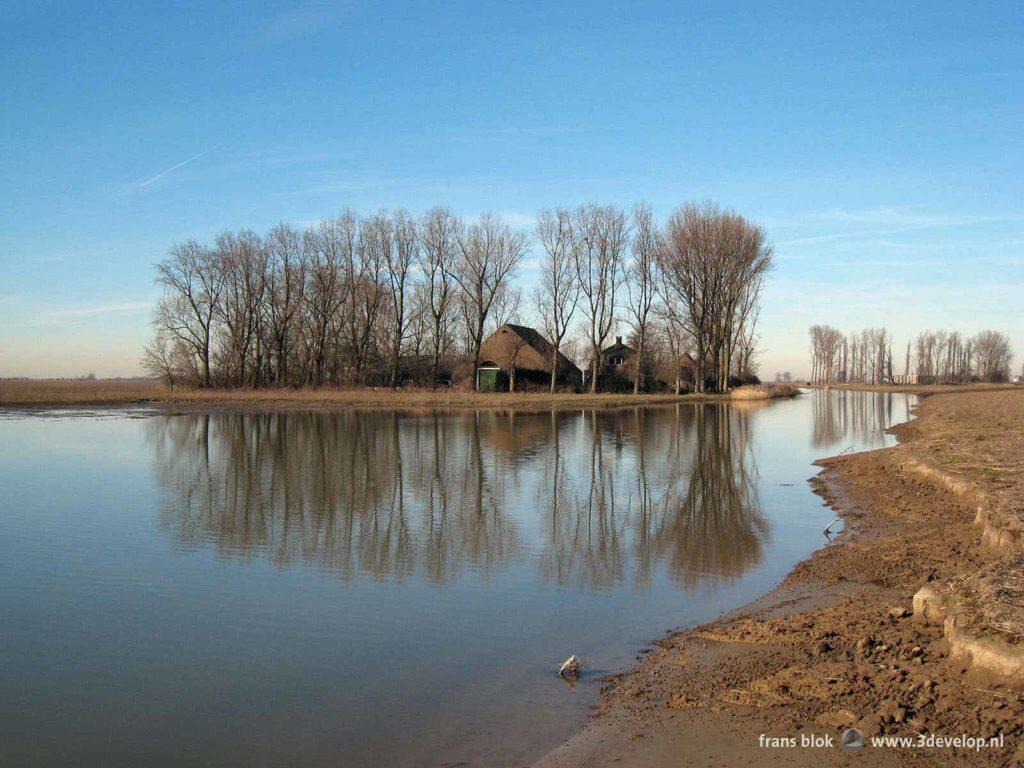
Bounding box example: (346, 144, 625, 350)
(823, 518, 842, 536)
(559, 655, 582, 678)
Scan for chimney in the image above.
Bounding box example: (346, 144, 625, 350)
(616, 336, 622, 345)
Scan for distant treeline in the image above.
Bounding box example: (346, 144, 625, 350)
(144, 201, 772, 393)
(808, 325, 1013, 384)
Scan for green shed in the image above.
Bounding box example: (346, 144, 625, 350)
(476, 363, 505, 392)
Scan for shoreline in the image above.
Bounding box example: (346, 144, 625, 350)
(534, 389, 1024, 767)
(0, 381, 799, 412)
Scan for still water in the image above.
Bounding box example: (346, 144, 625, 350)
(0, 390, 913, 767)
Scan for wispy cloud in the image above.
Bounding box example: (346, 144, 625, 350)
(495, 211, 536, 229)
(0, 299, 151, 328)
(487, 126, 591, 136)
(243, 2, 356, 48)
(775, 208, 1023, 248)
(138, 148, 214, 188)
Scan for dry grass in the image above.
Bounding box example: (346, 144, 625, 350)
(807, 381, 1022, 396)
(729, 383, 801, 401)
(952, 554, 1024, 644)
(909, 389, 1024, 644)
(0, 378, 739, 411)
(0, 379, 165, 406)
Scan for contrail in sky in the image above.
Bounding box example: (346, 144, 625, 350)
(138, 147, 213, 188)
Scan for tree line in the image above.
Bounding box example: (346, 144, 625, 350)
(809, 325, 1013, 384)
(144, 201, 772, 394)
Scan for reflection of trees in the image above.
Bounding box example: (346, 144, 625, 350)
(811, 390, 904, 450)
(539, 404, 767, 590)
(642, 405, 767, 589)
(148, 403, 771, 590)
(147, 412, 519, 582)
(538, 411, 627, 589)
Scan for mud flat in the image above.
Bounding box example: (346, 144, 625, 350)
(535, 389, 1024, 768)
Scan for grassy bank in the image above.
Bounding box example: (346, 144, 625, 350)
(0, 379, 799, 410)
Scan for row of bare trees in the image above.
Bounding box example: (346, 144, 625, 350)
(809, 326, 895, 384)
(809, 325, 1013, 384)
(145, 209, 528, 389)
(504, 200, 771, 394)
(145, 201, 772, 393)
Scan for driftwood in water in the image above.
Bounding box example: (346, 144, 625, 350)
(559, 655, 582, 678)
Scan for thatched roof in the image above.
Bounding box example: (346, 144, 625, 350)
(486, 324, 582, 376)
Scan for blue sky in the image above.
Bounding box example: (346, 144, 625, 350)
(1, 1, 1021, 378)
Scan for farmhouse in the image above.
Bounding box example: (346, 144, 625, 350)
(601, 336, 633, 377)
(677, 352, 698, 385)
(892, 373, 937, 385)
(476, 324, 582, 391)
(583, 337, 700, 392)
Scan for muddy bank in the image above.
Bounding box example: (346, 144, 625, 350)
(535, 390, 1024, 767)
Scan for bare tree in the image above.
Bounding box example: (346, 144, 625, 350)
(265, 223, 307, 386)
(534, 207, 580, 392)
(626, 202, 659, 394)
(652, 262, 694, 395)
(732, 303, 761, 380)
(304, 215, 353, 385)
(452, 213, 529, 387)
(808, 325, 844, 383)
(214, 229, 268, 387)
(141, 331, 180, 387)
(487, 284, 523, 334)
(660, 202, 772, 392)
(344, 212, 387, 384)
(385, 209, 418, 387)
(418, 207, 460, 389)
(974, 330, 1012, 382)
(154, 240, 223, 387)
(573, 204, 629, 393)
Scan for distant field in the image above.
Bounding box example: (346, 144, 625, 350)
(0, 379, 166, 406)
(805, 381, 1022, 396)
(0, 379, 798, 410)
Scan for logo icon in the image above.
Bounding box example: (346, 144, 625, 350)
(841, 727, 865, 751)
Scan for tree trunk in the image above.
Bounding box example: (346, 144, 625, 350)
(431, 344, 440, 391)
(550, 349, 558, 393)
(202, 332, 212, 388)
(472, 342, 482, 391)
(633, 332, 644, 395)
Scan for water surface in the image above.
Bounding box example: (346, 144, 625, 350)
(0, 390, 914, 767)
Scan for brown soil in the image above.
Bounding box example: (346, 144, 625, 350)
(535, 390, 1024, 767)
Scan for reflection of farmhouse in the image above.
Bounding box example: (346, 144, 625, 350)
(476, 324, 582, 391)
